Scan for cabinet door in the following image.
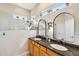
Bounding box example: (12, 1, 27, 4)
(30, 42, 34, 55)
(28, 40, 34, 56)
(33, 45, 40, 56)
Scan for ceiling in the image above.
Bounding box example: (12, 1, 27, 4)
(12, 3, 38, 10)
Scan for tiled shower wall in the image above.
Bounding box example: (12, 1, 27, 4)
(0, 30, 36, 56)
(0, 4, 35, 55)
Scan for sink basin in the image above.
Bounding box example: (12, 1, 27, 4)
(50, 44, 68, 51)
(34, 38, 42, 40)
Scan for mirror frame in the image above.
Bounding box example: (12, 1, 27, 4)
(37, 19, 47, 37)
(53, 12, 75, 43)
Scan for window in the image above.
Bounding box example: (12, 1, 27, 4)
(52, 3, 67, 12)
(40, 3, 71, 17)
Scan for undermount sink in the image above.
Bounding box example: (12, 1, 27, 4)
(34, 38, 42, 40)
(50, 44, 68, 51)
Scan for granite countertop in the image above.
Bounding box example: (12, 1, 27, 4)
(29, 37, 79, 56)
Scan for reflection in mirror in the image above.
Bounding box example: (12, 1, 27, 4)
(37, 19, 46, 37)
(53, 12, 75, 43)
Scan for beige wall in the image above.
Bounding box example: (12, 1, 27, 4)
(31, 3, 53, 21)
(0, 3, 30, 16)
(31, 3, 79, 45)
(0, 3, 31, 56)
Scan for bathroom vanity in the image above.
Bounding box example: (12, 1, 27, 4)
(28, 37, 79, 56)
(28, 37, 61, 56)
(28, 12, 79, 56)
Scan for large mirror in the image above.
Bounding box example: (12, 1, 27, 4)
(53, 12, 75, 43)
(37, 19, 46, 37)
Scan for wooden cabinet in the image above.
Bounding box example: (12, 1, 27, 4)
(47, 49, 60, 56)
(40, 45, 47, 52)
(33, 42, 40, 56)
(28, 39, 34, 55)
(39, 45, 48, 56)
(28, 39, 61, 56)
(40, 50, 48, 56)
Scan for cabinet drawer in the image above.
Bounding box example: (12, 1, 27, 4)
(40, 46, 47, 52)
(32, 41, 35, 44)
(40, 50, 49, 56)
(47, 49, 60, 56)
(35, 42, 40, 47)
